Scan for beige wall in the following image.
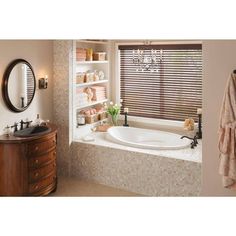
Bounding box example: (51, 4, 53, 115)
(0, 40, 53, 134)
(3, 39, 235, 195)
(202, 40, 236, 196)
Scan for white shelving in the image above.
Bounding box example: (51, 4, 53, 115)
(76, 118, 108, 129)
(73, 40, 111, 139)
(76, 80, 108, 87)
(77, 40, 109, 45)
(76, 60, 109, 65)
(75, 99, 108, 110)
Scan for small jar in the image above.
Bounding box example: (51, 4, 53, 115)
(94, 70, 99, 81)
(98, 70, 105, 80)
(3, 125, 11, 137)
(77, 114, 85, 126)
(85, 72, 94, 82)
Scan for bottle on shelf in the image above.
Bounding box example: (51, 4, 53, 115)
(86, 48, 93, 61)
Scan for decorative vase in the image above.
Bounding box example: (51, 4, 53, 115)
(111, 115, 118, 126)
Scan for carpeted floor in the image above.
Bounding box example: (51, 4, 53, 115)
(49, 176, 141, 197)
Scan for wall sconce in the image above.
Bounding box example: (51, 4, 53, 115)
(38, 75, 48, 89)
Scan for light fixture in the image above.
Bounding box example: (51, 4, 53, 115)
(38, 75, 48, 89)
(132, 42, 162, 72)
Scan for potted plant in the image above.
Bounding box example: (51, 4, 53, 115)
(106, 101, 121, 126)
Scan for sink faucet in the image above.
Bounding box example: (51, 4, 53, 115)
(19, 119, 33, 130)
(25, 120, 32, 128)
(11, 122, 18, 132)
(20, 120, 24, 130)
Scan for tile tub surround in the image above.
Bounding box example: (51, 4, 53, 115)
(53, 40, 74, 176)
(71, 133, 201, 196)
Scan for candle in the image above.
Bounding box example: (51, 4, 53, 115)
(197, 108, 202, 115)
(124, 108, 129, 113)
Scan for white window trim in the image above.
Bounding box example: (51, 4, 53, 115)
(114, 41, 202, 130)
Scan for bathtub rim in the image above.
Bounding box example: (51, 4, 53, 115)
(107, 126, 192, 150)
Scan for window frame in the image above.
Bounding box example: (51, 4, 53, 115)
(114, 41, 202, 128)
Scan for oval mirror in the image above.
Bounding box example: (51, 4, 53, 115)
(2, 59, 36, 112)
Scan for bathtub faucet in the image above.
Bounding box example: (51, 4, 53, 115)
(181, 135, 198, 149)
(196, 113, 202, 139)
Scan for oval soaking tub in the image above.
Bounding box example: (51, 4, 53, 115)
(106, 126, 191, 150)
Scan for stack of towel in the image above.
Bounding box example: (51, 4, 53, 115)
(80, 108, 97, 116)
(91, 86, 106, 101)
(76, 88, 88, 107)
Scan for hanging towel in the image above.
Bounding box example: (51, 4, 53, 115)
(219, 72, 236, 188)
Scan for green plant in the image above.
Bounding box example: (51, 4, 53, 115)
(105, 102, 121, 126)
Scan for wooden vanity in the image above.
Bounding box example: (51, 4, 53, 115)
(0, 124, 57, 196)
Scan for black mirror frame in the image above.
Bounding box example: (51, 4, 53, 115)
(2, 59, 36, 113)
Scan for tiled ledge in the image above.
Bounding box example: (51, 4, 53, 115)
(74, 132, 202, 163)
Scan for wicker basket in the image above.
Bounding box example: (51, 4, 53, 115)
(98, 111, 108, 120)
(76, 73, 85, 84)
(85, 113, 99, 124)
(76, 48, 86, 61)
(93, 52, 106, 61)
(85, 72, 94, 83)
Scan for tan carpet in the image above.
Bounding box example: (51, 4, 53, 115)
(50, 177, 141, 197)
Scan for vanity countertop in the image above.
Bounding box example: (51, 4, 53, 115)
(0, 124, 57, 144)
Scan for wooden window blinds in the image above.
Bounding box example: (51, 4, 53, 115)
(119, 44, 202, 121)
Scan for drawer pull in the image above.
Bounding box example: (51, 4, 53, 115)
(35, 172, 39, 177)
(35, 159, 39, 164)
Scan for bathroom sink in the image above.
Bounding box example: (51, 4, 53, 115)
(14, 126, 51, 137)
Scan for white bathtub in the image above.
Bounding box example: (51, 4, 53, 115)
(107, 126, 191, 150)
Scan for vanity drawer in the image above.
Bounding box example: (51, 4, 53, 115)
(27, 136, 56, 156)
(29, 160, 56, 183)
(29, 171, 56, 194)
(28, 149, 56, 169)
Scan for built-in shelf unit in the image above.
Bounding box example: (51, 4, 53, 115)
(73, 40, 111, 139)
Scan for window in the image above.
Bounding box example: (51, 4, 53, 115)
(119, 44, 202, 121)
